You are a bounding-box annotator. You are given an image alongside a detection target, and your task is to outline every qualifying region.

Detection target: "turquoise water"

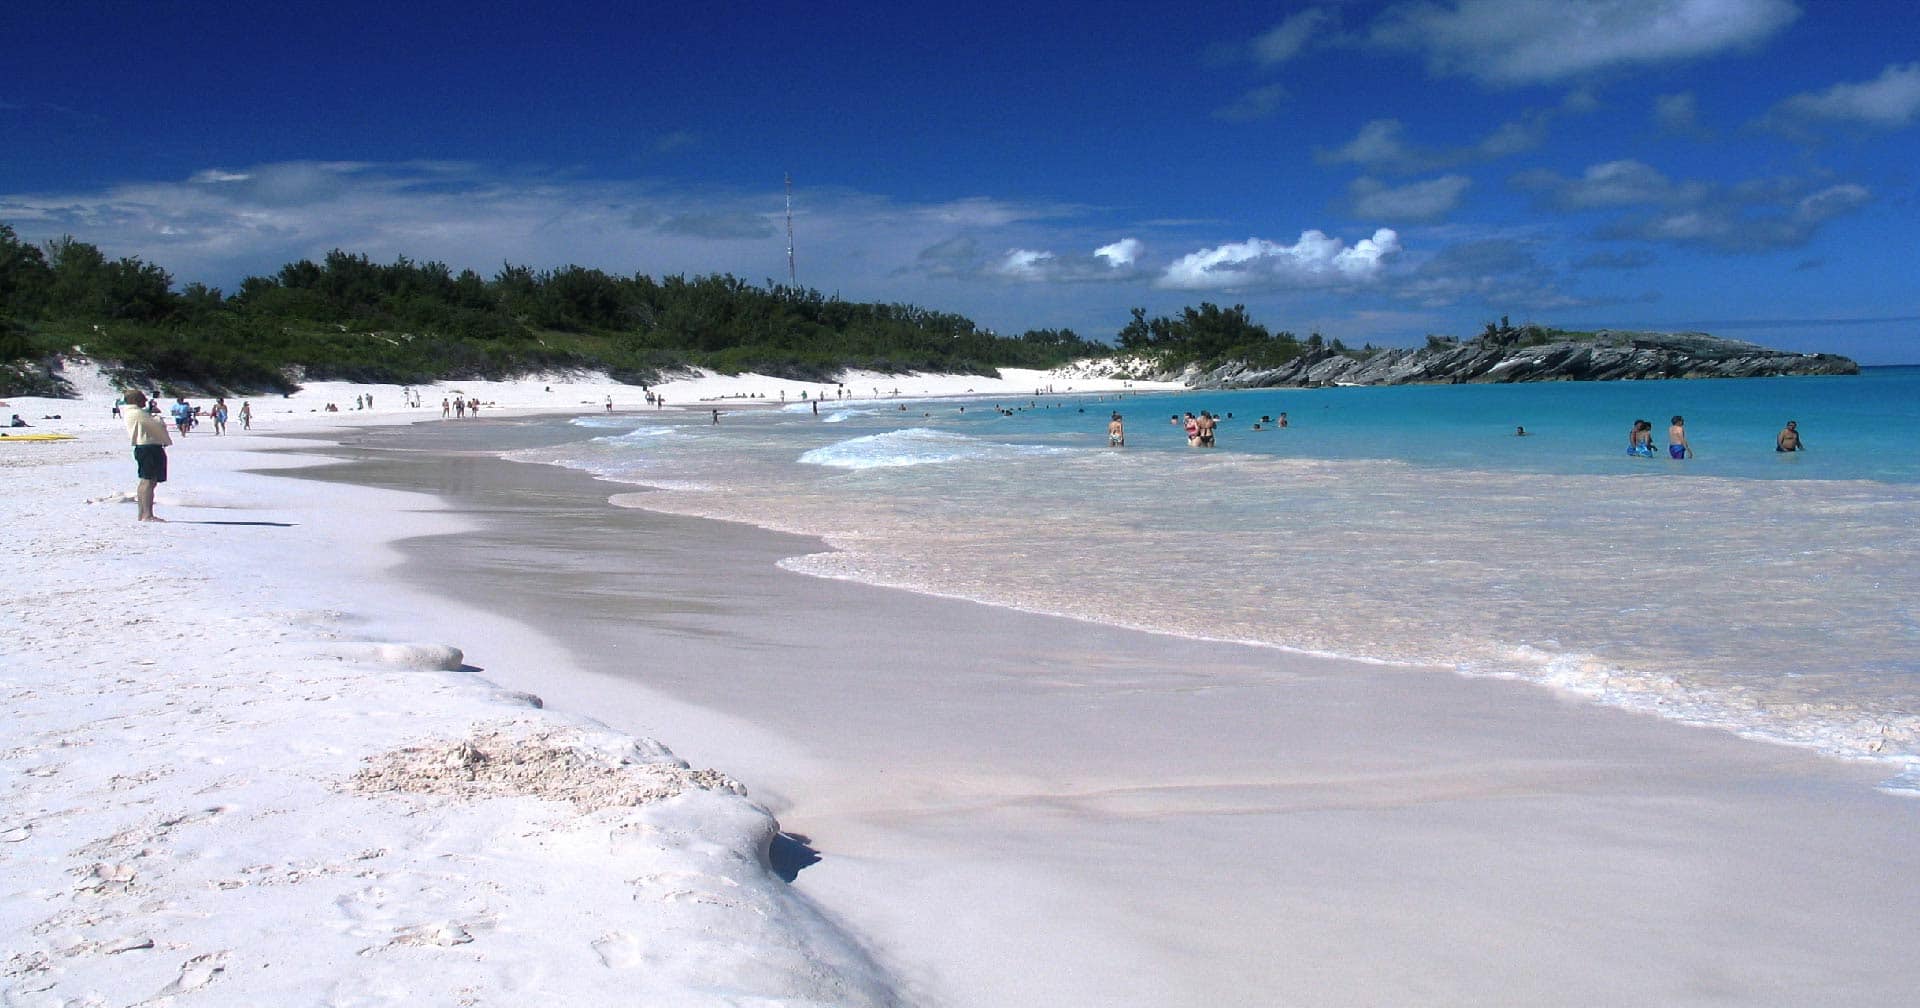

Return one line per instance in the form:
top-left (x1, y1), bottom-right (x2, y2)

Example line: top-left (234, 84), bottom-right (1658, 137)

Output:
top-left (512, 367), bottom-right (1920, 789)
top-left (923, 366), bottom-right (1920, 484)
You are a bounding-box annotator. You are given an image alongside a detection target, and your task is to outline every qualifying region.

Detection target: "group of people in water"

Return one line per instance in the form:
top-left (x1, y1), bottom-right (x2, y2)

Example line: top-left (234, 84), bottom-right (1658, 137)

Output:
top-left (1623, 415), bottom-right (1804, 457)
top-left (1101, 406), bottom-right (1806, 458)
top-left (1104, 409), bottom-right (1289, 448)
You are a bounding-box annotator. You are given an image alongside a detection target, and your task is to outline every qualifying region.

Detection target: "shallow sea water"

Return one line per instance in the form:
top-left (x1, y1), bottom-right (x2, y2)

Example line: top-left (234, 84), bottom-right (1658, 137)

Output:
top-left (513, 368), bottom-right (1920, 786)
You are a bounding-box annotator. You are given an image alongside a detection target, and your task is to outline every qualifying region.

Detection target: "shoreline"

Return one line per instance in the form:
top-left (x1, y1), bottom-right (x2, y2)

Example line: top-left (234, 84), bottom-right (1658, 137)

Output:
top-left (8, 362), bottom-right (1920, 1005)
top-left (292, 414), bottom-right (1920, 1006)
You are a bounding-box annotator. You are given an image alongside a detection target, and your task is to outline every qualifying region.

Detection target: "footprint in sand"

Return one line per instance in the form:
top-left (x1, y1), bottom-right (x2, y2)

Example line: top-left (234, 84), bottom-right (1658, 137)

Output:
top-left (157, 951), bottom-right (228, 995)
top-left (590, 932), bottom-right (651, 969)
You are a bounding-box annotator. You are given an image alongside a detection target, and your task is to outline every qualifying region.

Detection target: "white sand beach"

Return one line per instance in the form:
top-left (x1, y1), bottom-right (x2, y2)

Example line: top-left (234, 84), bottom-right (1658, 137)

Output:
top-left (4, 362), bottom-right (1919, 1006)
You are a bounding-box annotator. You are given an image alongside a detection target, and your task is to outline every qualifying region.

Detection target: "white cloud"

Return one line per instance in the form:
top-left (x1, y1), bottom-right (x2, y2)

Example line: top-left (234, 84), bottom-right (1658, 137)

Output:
top-left (1349, 175), bottom-right (1472, 221)
top-left (1764, 62), bottom-right (1920, 136)
top-left (1160, 229), bottom-right (1402, 290)
top-left (995, 248), bottom-right (1056, 280)
top-left (1369, 0), bottom-right (1800, 86)
top-left (984, 239), bottom-right (1148, 283)
top-left (1252, 8), bottom-right (1336, 66)
top-left (1095, 238), bottom-right (1144, 267)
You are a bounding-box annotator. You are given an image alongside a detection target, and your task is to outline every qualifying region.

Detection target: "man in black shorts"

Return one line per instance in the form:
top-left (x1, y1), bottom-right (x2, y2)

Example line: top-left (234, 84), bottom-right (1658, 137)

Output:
top-left (121, 390), bottom-right (173, 522)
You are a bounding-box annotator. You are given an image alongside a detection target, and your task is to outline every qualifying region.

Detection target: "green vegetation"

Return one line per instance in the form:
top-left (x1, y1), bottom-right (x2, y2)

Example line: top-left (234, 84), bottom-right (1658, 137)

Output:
top-left (1, 222), bottom-right (1632, 398)
top-left (0, 224), bottom-right (1109, 396)
top-left (1115, 303), bottom-right (1310, 370)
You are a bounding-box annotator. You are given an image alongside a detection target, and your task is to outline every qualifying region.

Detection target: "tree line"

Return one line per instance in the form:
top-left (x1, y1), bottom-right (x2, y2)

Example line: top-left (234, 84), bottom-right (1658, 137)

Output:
top-left (0, 224), bottom-right (1111, 395)
top-left (0, 222), bottom-right (1437, 397)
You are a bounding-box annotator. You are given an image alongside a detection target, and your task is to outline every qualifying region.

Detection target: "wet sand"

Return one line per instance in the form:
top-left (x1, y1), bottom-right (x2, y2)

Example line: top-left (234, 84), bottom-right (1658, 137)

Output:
top-left (285, 417), bottom-right (1920, 1007)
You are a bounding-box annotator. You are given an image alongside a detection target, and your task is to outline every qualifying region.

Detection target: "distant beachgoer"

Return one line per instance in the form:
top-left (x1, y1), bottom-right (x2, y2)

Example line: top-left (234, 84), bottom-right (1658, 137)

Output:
top-left (1777, 420), bottom-right (1803, 452)
top-left (121, 390), bottom-right (172, 522)
top-left (711, 409), bottom-right (721, 424)
top-left (812, 400), bottom-right (819, 415)
top-left (1628, 419), bottom-right (1655, 457)
top-left (211, 398), bottom-right (228, 435)
top-left (441, 397), bottom-right (451, 418)
top-left (1108, 412), bottom-right (1125, 446)
top-left (1278, 412), bottom-right (1289, 428)
top-left (606, 395), bottom-right (614, 412)
top-left (1196, 411), bottom-right (1216, 447)
top-left (170, 398), bottom-right (193, 434)
top-left (8, 414), bottom-right (25, 427)
top-left (239, 401), bottom-right (252, 430)
top-left (1183, 412), bottom-right (1200, 446)
top-left (1515, 426), bottom-right (1528, 436)
top-left (469, 398), bottom-right (480, 416)
top-left (454, 398), bottom-right (466, 419)
top-left (1668, 415), bottom-right (1691, 459)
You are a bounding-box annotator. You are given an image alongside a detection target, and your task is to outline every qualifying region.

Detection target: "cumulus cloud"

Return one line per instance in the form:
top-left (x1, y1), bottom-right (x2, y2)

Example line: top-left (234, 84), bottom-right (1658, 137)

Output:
top-left (987, 238), bottom-right (1149, 283)
top-left (1762, 62), bottom-right (1920, 137)
top-left (1369, 0), bottom-right (1799, 86)
top-left (995, 248), bottom-right (1055, 280)
top-left (1159, 228), bottom-right (1401, 290)
top-left (1095, 238), bottom-right (1144, 267)
top-left (1349, 175), bottom-right (1472, 221)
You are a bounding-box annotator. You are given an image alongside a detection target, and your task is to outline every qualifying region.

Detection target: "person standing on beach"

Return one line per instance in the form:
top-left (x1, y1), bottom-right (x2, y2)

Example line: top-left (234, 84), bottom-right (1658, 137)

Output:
top-left (211, 398), bottom-right (228, 435)
top-left (441, 397), bottom-right (451, 418)
top-left (1108, 412), bottom-right (1125, 446)
top-left (121, 390), bottom-right (172, 522)
top-left (1668, 415), bottom-right (1692, 459)
top-left (239, 401), bottom-right (252, 430)
top-left (1777, 420), bottom-right (1804, 452)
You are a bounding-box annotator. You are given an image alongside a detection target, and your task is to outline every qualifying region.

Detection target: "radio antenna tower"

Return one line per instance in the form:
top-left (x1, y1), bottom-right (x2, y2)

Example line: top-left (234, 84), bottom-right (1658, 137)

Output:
top-left (784, 173), bottom-right (796, 286)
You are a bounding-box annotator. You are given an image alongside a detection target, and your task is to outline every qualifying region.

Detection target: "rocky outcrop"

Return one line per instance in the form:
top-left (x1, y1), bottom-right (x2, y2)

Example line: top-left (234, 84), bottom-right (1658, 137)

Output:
top-left (1175, 331), bottom-right (1857, 389)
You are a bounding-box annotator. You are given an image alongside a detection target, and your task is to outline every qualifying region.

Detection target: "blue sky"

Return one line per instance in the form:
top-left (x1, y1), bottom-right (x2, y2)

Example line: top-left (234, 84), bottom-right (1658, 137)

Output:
top-left (4, 0), bottom-right (1916, 362)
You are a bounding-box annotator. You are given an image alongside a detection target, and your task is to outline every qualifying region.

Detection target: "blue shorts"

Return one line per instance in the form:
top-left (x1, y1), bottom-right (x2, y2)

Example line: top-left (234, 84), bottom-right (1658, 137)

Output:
top-left (1669, 444), bottom-right (1687, 459)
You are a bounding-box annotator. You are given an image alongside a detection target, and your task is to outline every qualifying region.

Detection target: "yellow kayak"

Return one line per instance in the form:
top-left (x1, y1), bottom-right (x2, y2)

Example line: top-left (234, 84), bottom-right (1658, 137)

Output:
top-left (0, 431), bottom-right (77, 441)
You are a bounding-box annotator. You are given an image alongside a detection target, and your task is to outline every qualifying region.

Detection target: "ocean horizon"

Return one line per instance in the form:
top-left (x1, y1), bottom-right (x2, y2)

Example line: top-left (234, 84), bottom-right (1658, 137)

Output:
top-left (510, 367), bottom-right (1920, 790)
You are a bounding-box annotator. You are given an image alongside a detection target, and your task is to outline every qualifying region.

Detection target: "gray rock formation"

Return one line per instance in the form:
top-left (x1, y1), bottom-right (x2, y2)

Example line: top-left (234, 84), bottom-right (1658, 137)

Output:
top-left (1176, 331), bottom-right (1857, 389)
